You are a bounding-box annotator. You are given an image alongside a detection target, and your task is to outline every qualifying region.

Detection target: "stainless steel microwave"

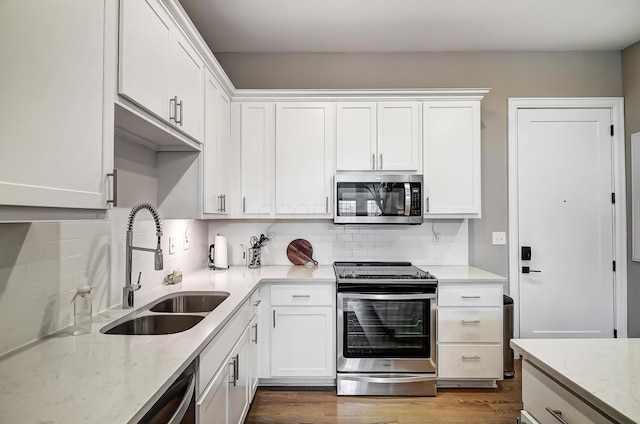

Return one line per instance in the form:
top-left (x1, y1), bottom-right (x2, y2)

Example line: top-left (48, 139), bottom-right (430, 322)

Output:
top-left (334, 174), bottom-right (423, 224)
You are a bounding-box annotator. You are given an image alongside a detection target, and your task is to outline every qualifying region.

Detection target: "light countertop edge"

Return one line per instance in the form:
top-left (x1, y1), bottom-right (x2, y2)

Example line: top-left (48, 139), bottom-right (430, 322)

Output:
top-left (511, 338), bottom-right (639, 424)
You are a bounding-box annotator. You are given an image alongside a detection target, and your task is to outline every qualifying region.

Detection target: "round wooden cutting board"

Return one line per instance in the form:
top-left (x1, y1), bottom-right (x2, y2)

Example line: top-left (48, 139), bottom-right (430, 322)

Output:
top-left (286, 239), bottom-right (318, 266)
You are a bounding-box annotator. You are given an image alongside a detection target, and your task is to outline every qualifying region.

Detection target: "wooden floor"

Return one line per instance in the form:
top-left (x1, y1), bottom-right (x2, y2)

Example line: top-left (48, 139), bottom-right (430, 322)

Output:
top-left (245, 360), bottom-right (522, 424)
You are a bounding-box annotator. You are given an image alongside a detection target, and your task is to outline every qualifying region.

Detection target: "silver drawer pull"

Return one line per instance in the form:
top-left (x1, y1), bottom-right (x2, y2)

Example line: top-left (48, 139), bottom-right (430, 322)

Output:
top-left (292, 295), bottom-right (311, 298)
top-left (545, 407), bottom-right (569, 424)
top-left (253, 299), bottom-right (262, 307)
top-left (461, 320), bottom-right (481, 324)
top-left (461, 355), bottom-right (481, 360)
top-left (461, 295), bottom-right (481, 299)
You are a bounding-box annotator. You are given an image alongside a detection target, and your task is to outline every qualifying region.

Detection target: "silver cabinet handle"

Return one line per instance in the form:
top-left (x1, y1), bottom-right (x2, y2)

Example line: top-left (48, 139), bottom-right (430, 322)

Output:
top-left (235, 354), bottom-right (239, 384)
top-left (252, 323), bottom-right (258, 344)
top-left (426, 196), bottom-right (430, 213)
top-left (229, 357), bottom-right (236, 386)
top-left (222, 194), bottom-right (226, 212)
top-left (461, 295), bottom-right (481, 299)
top-left (169, 96), bottom-right (177, 122)
top-left (461, 320), bottom-right (481, 324)
top-left (545, 407), bottom-right (569, 424)
top-left (326, 197), bottom-right (329, 213)
top-left (107, 169), bottom-right (118, 207)
top-left (176, 100), bottom-right (184, 126)
top-left (292, 294), bottom-right (311, 298)
top-left (217, 195), bottom-right (223, 212)
top-left (243, 196), bottom-right (246, 213)
top-left (372, 153), bottom-right (375, 169)
top-left (273, 310), bottom-right (276, 328)
top-left (461, 355), bottom-right (481, 360)
top-left (379, 153), bottom-right (383, 169)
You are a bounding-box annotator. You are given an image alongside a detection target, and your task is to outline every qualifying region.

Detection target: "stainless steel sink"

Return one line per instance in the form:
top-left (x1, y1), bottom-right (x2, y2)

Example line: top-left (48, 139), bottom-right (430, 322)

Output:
top-left (101, 314), bottom-right (205, 335)
top-left (149, 292), bottom-right (230, 313)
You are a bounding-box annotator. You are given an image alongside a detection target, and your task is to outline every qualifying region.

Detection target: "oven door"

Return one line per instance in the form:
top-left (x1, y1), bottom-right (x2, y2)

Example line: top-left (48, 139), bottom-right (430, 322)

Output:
top-left (337, 291), bottom-right (436, 373)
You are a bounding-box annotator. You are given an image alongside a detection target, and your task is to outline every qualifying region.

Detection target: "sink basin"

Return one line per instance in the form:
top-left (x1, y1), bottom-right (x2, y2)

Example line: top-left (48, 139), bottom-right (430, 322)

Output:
top-left (101, 314), bottom-right (204, 335)
top-left (149, 292), bottom-right (230, 313)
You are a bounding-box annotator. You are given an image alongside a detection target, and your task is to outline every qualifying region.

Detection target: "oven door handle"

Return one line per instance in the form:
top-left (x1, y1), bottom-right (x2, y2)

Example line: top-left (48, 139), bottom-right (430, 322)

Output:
top-left (341, 375), bottom-right (435, 384)
top-left (340, 293), bottom-right (436, 301)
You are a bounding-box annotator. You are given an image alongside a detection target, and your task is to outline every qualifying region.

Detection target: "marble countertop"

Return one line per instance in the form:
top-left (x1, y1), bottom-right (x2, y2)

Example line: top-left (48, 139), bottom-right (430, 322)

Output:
top-left (511, 338), bottom-right (640, 423)
top-left (0, 264), bottom-right (503, 424)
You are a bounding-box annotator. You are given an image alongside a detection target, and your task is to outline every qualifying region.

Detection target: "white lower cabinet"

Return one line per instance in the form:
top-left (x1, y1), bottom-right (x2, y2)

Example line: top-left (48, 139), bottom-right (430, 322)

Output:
top-left (522, 360), bottom-right (611, 424)
top-left (271, 306), bottom-right (334, 377)
top-left (228, 328), bottom-right (250, 424)
top-left (437, 283), bottom-right (503, 383)
top-left (259, 283), bottom-right (335, 382)
top-left (197, 294), bottom-right (258, 424)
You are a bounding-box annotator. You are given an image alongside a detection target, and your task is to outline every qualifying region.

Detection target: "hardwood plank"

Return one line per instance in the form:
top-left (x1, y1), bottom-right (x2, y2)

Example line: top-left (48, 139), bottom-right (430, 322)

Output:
top-left (245, 359), bottom-right (523, 423)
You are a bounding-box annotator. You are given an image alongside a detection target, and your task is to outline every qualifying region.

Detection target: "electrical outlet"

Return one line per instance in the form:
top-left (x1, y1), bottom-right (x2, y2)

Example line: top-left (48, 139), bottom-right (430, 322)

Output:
top-left (183, 235), bottom-right (189, 250)
top-left (492, 232), bottom-right (506, 245)
top-left (169, 236), bottom-right (176, 255)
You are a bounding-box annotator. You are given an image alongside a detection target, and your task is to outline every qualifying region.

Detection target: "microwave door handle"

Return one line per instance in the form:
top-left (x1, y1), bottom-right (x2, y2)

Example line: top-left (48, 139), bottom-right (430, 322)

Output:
top-left (404, 183), bottom-right (411, 216)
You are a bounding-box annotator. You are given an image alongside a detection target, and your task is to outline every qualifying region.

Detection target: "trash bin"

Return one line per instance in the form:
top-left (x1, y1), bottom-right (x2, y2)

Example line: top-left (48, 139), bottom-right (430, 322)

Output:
top-left (503, 295), bottom-right (515, 379)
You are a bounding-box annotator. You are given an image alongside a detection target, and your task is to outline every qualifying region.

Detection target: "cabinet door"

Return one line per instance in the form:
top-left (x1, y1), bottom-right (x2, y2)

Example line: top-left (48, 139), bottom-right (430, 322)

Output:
top-left (0, 0), bottom-right (112, 210)
top-left (423, 101), bottom-right (481, 217)
top-left (172, 31), bottom-right (204, 141)
top-left (197, 360), bottom-right (229, 424)
top-left (228, 328), bottom-right (250, 424)
top-left (240, 103), bottom-right (274, 215)
top-left (203, 71), bottom-right (230, 215)
top-left (336, 102), bottom-right (377, 171)
top-left (248, 315), bottom-right (260, 399)
top-left (119, 0), bottom-right (171, 121)
top-left (377, 102), bottom-right (421, 171)
top-left (271, 306), bottom-right (334, 377)
top-left (275, 103), bottom-right (334, 216)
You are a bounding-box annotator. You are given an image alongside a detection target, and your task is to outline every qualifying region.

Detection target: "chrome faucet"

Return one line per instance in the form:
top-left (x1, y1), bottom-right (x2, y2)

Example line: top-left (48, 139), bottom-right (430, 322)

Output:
top-left (124, 203), bottom-right (164, 309)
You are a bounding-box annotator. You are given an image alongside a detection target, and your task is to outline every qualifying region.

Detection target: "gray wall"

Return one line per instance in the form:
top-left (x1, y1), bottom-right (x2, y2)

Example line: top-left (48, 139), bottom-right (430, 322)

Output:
top-left (216, 51), bottom-right (623, 277)
top-left (623, 42), bottom-right (640, 336)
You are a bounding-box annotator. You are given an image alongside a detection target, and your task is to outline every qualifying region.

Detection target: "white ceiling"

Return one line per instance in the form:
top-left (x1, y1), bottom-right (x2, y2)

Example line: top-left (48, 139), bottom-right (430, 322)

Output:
top-left (178, 0), bottom-right (640, 53)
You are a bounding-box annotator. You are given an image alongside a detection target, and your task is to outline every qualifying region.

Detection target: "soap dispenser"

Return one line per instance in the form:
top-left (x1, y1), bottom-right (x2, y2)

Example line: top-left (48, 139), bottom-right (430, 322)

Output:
top-left (72, 286), bottom-right (93, 335)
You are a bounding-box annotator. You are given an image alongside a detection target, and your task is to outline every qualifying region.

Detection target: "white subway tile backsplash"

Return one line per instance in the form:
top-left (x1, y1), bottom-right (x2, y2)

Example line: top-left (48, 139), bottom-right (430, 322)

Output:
top-left (0, 217), bottom-right (208, 356)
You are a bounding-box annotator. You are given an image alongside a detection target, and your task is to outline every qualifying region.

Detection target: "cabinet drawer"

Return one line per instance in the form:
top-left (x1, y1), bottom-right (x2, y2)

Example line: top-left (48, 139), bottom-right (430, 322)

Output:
top-left (437, 344), bottom-right (502, 379)
top-left (438, 285), bottom-right (502, 307)
top-left (438, 308), bottom-right (502, 343)
top-left (522, 361), bottom-right (612, 424)
top-left (270, 284), bottom-right (334, 306)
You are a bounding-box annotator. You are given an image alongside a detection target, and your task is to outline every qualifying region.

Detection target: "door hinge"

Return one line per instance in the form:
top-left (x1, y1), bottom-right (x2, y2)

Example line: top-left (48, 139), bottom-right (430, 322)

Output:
top-left (614, 329), bottom-right (618, 338)
top-left (612, 193), bottom-right (616, 204)
top-left (613, 260), bottom-right (616, 272)
top-left (611, 125), bottom-right (614, 136)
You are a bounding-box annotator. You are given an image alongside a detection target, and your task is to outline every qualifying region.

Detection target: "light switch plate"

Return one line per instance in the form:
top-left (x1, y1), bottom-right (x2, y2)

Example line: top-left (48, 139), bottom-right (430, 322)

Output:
top-left (492, 231), bottom-right (506, 245)
top-left (169, 236), bottom-right (176, 255)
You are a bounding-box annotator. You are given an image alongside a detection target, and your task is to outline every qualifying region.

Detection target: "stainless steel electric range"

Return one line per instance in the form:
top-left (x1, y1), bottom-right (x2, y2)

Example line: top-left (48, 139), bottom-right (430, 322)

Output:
top-left (334, 261), bottom-right (438, 396)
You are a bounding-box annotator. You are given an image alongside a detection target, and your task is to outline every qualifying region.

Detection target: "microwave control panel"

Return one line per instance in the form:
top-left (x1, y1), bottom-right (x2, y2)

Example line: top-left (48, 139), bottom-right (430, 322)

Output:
top-left (410, 185), bottom-right (422, 216)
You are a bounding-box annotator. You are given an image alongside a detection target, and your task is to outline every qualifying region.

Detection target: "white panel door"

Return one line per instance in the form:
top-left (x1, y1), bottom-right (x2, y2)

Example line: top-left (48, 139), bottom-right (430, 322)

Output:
top-left (228, 328), bottom-right (250, 424)
top-left (0, 0), bottom-right (111, 209)
top-left (275, 103), bottom-right (333, 215)
top-left (517, 108), bottom-right (615, 338)
top-left (423, 101), bottom-right (481, 216)
top-left (197, 361), bottom-right (229, 424)
top-left (203, 70), bottom-right (229, 215)
top-left (271, 307), bottom-right (334, 377)
top-left (336, 102), bottom-right (377, 171)
top-left (119, 0), bottom-right (171, 121)
top-left (240, 103), bottom-right (274, 215)
top-left (172, 31), bottom-right (204, 141)
top-left (377, 102), bottom-right (420, 171)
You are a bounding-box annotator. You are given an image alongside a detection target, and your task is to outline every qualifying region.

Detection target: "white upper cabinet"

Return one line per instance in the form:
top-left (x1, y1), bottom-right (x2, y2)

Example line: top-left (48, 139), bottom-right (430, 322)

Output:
top-left (240, 103), bottom-right (275, 216)
top-left (336, 101), bottom-right (420, 171)
top-left (119, 0), bottom-right (204, 142)
top-left (0, 0), bottom-right (114, 215)
top-left (423, 100), bottom-right (482, 217)
top-left (275, 103), bottom-right (334, 216)
top-left (203, 69), bottom-right (230, 215)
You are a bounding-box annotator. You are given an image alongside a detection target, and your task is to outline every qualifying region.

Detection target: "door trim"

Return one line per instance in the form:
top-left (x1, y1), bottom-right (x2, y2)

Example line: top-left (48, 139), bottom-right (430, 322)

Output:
top-left (507, 98), bottom-right (627, 338)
